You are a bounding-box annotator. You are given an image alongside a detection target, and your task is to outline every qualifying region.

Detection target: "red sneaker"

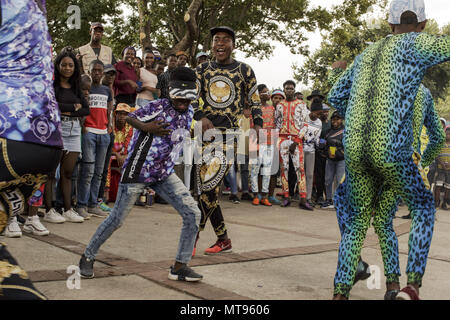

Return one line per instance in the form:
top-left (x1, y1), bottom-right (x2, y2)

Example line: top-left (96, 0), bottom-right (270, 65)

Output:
top-left (204, 238), bottom-right (232, 255)
top-left (260, 198), bottom-right (272, 206)
top-left (396, 285), bottom-right (420, 300)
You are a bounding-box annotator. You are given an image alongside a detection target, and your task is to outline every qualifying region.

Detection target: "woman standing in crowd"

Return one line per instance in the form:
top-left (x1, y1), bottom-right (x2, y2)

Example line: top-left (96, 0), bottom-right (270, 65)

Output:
top-left (114, 46), bottom-right (139, 108)
top-left (44, 48), bottom-right (90, 224)
top-left (136, 50), bottom-right (160, 109)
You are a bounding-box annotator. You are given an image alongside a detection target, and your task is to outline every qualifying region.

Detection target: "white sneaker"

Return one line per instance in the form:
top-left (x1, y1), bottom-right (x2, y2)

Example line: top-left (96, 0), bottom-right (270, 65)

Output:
top-left (23, 216), bottom-right (49, 236)
top-left (63, 209), bottom-right (84, 223)
top-left (44, 208), bottom-right (66, 224)
top-left (1, 216), bottom-right (22, 238)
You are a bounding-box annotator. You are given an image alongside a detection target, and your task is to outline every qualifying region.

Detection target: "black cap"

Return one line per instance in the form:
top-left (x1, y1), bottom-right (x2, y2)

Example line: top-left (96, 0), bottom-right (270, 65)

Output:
top-left (90, 22), bottom-right (104, 30)
top-left (210, 26), bottom-right (236, 42)
top-left (307, 90), bottom-right (325, 101)
top-left (331, 110), bottom-right (344, 119)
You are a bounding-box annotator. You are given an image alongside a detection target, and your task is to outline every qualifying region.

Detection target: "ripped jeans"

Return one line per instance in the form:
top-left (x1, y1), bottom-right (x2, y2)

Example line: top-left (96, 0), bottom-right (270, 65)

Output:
top-left (84, 173), bottom-right (201, 264)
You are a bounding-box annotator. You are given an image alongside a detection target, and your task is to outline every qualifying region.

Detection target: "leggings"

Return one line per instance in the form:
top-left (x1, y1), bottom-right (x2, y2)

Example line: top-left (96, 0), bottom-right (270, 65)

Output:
top-left (0, 138), bottom-right (62, 300)
top-left (333, 156), bottom-right (435, 298)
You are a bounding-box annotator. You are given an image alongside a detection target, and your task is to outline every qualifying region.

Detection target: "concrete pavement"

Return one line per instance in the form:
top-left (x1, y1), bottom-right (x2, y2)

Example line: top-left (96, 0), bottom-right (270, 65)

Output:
top-left (2, 194), bottom-right (450, 300)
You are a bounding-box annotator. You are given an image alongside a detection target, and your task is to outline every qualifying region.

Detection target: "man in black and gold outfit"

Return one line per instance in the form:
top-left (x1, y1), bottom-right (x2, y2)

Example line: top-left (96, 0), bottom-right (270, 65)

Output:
top-left (192, 26), bottom-right (263, 255)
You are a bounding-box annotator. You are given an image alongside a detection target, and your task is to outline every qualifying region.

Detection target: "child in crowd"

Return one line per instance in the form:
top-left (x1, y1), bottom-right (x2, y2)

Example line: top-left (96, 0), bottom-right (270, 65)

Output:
top-left (250, 84), bottom-right (277, 206)
top-left (79, 67), bottom-right (203, 282)
top-left (321, 111), bottom-right (345, 209)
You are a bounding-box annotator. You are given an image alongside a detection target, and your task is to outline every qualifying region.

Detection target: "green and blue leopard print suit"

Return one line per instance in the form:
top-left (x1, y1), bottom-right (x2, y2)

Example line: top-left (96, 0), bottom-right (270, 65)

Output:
top-left (327, 32), bottom-right (450, 298)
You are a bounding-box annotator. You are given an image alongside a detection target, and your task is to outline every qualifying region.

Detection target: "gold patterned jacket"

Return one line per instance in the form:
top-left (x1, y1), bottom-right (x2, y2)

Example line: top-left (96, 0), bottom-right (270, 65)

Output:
top-left (192, 60), bottom-right (263, 131)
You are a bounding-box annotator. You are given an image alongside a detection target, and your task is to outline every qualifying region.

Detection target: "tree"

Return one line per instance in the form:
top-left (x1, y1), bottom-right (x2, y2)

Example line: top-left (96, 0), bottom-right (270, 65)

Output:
top-left (294, 17), bottom-right (450, 107)
top-left (46, 0), bottom-right (379, 66)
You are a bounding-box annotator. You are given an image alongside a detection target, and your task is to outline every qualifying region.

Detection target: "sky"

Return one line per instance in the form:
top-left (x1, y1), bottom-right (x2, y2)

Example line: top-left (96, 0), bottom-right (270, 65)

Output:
top-left (234, 0), bottom-right (450, 91)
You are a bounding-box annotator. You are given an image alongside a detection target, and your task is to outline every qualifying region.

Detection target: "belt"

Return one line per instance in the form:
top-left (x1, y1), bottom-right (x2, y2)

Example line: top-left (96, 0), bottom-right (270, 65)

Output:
top-left (61, 116), bottom-right (79, 122)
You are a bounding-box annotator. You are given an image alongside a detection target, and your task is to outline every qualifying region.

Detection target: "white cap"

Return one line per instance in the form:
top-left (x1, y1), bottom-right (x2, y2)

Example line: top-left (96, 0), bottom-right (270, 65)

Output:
top-left (388, 0), bottom-right (426, 24)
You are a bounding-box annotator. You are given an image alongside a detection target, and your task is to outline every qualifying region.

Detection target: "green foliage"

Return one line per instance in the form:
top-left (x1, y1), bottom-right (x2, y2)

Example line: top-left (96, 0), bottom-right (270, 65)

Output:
top-left (46, 0), bottom-right (378, 61)
top-left (294, 15), bottom-right (450, 118)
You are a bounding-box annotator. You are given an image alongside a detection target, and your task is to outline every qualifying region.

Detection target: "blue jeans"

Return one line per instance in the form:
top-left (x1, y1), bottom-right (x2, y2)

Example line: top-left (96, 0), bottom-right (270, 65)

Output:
top-left (84, 173), bottom-right (200, 264)
top-left (77, 132), bottom-right (111, 208)
top-left (325, 159), bottom-right (345, 201)
top-left (225, 164), bottom-right (238, 194)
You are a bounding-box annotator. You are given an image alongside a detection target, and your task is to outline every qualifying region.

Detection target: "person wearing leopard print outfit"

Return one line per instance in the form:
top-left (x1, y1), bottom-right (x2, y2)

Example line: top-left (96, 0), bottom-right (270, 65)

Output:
top-left (328, 0), bottom-right (450, 300)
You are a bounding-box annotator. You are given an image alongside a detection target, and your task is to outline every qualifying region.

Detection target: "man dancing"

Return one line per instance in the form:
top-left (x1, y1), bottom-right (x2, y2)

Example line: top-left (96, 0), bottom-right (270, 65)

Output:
top-left (328, 0), bottom-right (450, 300)
top-left (193, 26), bottom-right (263, 255)
top-left (0, 0), bottom-right (63, 299)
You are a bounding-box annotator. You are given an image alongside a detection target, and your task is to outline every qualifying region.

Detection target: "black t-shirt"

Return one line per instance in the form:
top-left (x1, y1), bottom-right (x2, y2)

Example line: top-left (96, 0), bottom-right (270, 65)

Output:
top-left (55, 87), bottom-right (90, 118)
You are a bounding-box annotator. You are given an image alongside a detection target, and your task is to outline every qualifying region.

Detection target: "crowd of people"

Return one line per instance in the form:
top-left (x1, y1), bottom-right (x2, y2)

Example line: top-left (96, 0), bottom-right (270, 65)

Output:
top-left (0, 0), bottom-right (449, 300)
top-left (2, 20), bottom-right (449, 242)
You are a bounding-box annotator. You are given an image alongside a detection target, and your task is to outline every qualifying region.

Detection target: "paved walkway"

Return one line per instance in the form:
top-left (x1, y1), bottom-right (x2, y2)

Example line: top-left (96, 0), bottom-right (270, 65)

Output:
top-left (2, 195), bottom-right (450, 300)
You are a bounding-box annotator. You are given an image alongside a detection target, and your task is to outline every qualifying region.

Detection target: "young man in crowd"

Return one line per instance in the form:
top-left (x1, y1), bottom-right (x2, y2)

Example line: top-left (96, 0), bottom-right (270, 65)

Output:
top-left (114, 47), bottom-right (139, 107)
top-left (176, 51), bottom-right (189, 68)
top-left (158, 54), bottom-right (178, 100)
top-left (79, 67), bottom-right (203, 282)
top-left (328, 0), bottom-right (450, 300)
top-left (78, 22), bottom-right (116, 75)
top-left (76, 60), bottom-right (113, 220)
top-left (196, 52), bottom-right (209, 66)
top-left (303, 99), bottom-right (323, 207)
top-left (192, 26), bottom-right (263, 255)
top-left (275, 80), bottom-right (313, 210)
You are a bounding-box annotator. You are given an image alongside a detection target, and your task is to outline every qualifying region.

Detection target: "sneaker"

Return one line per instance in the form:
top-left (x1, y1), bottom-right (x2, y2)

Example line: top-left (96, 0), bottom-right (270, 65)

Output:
top-left (396, 285), bottom-right (420, 300)
top-left (63, 209), bottom-right (84, 223)
top-left (252, 197), bottom-right (260, 205)
top-left (299, 201), bottom-right (314, 211)
top-left (99, 201), bottom-right (112, 212)
top-left (88, 206), bottom-right (108, 218)
top-left (76, 207), bottom-right (91, 220)
top-left (16, 215), bottom-right (26, 225)
top-left (79, 254), bottom-right (94, 279)
top-left (23, 216), bottom-right (49, 236)
top-left (281, 197), bottom-right (291, 207)
top-left (354, 259), bottom-right (371, 284)
top-left (384, 289), bottom-right (400, 300)
top-left (43, 208), bottom-right (66, 224)
top-left (229, 194), bottom-right (240, 204)
top-left (268, 196), bottom-right (281, 205)
top-left (240, 192), bottom-right (252, 201)
top-left (168, 265), bottom-right (203, 282)
top-left (260, 198), bottom-right (272, 206)
top-left (204, 238), bottom-right (232, 255)
top-left (1, 216), bottom-right (22, 238)
top-left (321, 201), bottom-right (335, 210)
top-left (222, 187), bottom-right (231, 195)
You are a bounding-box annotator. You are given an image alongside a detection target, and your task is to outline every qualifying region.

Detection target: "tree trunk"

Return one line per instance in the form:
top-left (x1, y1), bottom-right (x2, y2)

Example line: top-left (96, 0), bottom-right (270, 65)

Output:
top-left (168, 0), bottom-right (203, 58)
top-left (137, 0), bottom-right (153, 52)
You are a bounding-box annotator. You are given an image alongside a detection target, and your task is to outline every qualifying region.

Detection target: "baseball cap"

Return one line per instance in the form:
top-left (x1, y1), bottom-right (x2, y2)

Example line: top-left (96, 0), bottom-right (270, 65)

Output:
top-left (176, 51), bottom-right (189, 58)
top-left (90, 22), bottom-right (104, 30)
top-left (331, 110), bottom-right (344, 119)
top-left (210, 26), bottom-right (236, 42)
top-left (271, 89), bottom-right (286, 99)
top-left (322, 103), bottom-right (331, 111)
top-left (196, 51), bottom-right (208, 59)
top-left (169, 67), bottom-right (198, 100)
top-left (115, 103), bottom-right (131, 113)
top-left (388, 0), bottom-right (426, 24)
top-left (104, 64), bottom-right (116, 73)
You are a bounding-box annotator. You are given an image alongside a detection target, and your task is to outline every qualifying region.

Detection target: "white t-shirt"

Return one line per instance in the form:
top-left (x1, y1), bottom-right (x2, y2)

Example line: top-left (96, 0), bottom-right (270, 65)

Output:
top-left (137, 67), bottom-right (158, 101)
top-left (303, 115), bottom-right (322, 153)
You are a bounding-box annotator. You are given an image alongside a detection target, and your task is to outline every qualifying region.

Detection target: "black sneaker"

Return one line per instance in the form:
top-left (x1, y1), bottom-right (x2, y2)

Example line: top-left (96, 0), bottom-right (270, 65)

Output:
top-left (229, 194), bottom-right (240, 204)
top-left (168, 265), bottom-right (203, 282)
top-left (240, 192), bottom-right (252, 201)
top-left (353, 259), bottom-right (371, 284)
top-left (79, 254), bottom-right (95, 279)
